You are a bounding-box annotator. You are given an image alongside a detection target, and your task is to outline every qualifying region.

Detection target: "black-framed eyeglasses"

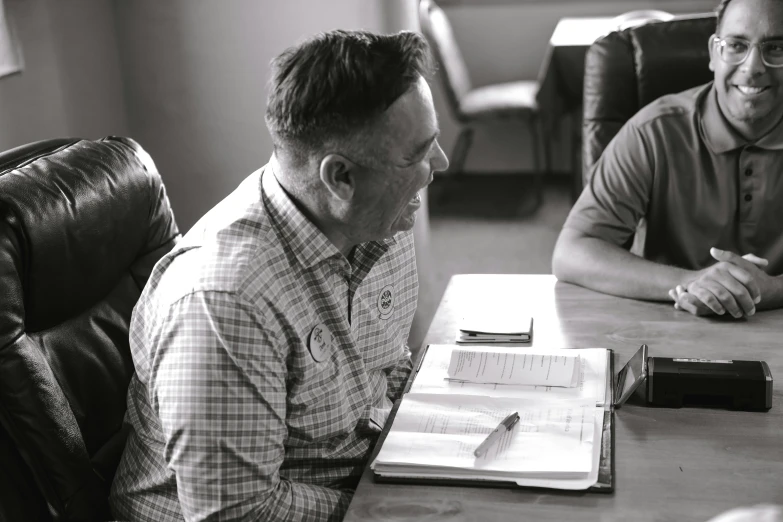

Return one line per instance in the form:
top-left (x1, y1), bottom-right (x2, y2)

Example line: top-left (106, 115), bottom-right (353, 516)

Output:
top-left (712, 35), bottom-right (783, 68)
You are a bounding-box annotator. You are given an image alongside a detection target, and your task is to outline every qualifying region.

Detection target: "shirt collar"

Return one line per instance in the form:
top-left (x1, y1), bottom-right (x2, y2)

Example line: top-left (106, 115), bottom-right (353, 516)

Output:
top-left (261, 159), bottom-right (396, 269)
top-left (262, 161), bottom-right (342, 268)
top-left (756, 112), bottom-right (783, 151)
top-left (700, 82), bottom-right (783, 153)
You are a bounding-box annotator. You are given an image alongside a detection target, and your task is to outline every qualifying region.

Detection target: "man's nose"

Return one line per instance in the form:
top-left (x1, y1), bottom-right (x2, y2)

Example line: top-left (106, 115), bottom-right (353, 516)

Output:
top-left (741, 45), bottom-right (767, 74)
top-left (431, 141), bottom-right (449, 173)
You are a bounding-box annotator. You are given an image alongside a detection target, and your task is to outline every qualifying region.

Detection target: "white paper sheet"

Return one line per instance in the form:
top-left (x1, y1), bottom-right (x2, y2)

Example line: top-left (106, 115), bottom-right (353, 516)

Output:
top-left (372, 394), bottom-right (596, 477)
top-left (512, 407), bottom-right (604, 489)
top-left (459, 314), bottom-right (532, 335)
top-left (447, 349), bottom-right (580, 387)
top-left (374, 406), bottom-right (605, 490)
top-left (412, 345), bottom-right (609, 406)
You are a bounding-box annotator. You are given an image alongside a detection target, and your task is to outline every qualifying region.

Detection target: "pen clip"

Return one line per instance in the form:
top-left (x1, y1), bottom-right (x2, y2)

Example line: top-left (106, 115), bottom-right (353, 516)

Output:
top-left (503, 412), bottom-right (520, 430)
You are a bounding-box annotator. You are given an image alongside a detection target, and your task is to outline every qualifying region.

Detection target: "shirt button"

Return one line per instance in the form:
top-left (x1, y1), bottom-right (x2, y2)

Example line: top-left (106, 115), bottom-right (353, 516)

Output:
top-left (745, 168), bottom-right (753, 176)
top-left (744, 194), bottom-right (753, 202)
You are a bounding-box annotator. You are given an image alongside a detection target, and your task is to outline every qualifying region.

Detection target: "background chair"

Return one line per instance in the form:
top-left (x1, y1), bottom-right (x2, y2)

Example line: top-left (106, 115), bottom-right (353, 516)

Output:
top-left (419, 0), bottom-right (548, 210)
top-left (581, 15), bottom-right (716, 254)
top-left (0, 137), bottom-right (180, 521)
top-left (611, 9), bottom-right (674, 31)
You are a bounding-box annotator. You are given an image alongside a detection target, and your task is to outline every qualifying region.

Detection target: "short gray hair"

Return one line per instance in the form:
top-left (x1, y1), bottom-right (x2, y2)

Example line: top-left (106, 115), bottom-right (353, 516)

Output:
top-left (265, 29), bottom-right (433, 166)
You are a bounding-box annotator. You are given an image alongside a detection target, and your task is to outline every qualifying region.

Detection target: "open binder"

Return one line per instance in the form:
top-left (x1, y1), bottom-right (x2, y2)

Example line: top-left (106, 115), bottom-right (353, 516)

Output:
top-left (371, 345), bottom-right (615, 493)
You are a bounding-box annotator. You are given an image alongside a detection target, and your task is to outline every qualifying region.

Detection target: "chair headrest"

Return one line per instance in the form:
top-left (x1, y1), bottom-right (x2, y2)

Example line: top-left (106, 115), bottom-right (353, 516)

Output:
top-left (585, 15), bottom-right (716, 121)
top-left (582, 15), bottom-right (717, 182)
top-left (612, 10), bottom-right (674, 31)
top-left (0, 136), bottom-right (177, 335)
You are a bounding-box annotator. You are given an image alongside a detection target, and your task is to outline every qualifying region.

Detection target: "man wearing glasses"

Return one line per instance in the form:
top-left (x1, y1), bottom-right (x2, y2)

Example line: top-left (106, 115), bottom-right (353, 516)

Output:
top-left (553, 0), bottom-right (783, 318)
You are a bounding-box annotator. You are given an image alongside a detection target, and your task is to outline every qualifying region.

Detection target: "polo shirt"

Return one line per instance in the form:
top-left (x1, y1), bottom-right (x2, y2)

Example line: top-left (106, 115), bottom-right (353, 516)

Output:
top-left (110, 164), bottom-right (417, 522)
top-left (564, 82), bottom-right (783, 274)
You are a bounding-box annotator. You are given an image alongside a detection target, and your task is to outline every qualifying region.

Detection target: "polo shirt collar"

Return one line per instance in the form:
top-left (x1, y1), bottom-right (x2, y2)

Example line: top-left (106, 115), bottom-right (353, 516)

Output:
top-left (260, 158), bottom-right (396, 269)
top-left (261, 161), bottom-right (341, 268)
top-left (756, 112), bottom-right (783, 151)
top-left (700, 82), bottom-right (783, 153)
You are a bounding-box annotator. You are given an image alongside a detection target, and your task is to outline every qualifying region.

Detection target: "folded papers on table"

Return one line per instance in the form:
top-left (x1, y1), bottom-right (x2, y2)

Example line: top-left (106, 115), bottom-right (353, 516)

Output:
top-left (413, 345), bottom-right (609, 406)
top-left (457, 315), bottom-right (533, 343)
top-left (447, 349), bottom-right (581, 388)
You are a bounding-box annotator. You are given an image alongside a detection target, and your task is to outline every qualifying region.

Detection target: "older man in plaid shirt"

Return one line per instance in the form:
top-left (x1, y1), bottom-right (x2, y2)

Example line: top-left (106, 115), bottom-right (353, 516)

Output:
top-left (110, 30), bottom-right (449, 522)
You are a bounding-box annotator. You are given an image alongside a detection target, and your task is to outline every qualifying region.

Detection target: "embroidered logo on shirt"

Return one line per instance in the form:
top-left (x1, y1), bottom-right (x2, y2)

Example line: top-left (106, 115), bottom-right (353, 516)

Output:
top-left (308, 323), bottom-right (332, 363)
top-left (377, 284), bottom-right (394, 320)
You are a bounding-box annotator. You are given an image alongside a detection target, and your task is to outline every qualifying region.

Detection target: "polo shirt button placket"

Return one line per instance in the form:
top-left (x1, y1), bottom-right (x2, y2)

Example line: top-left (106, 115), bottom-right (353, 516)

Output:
top-left (739, 152), bottom-right (753, 215)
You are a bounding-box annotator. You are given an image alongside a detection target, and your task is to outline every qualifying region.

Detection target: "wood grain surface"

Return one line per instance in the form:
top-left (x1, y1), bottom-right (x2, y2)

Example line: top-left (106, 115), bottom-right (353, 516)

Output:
top-left (344, 275), bottom-right (783, 522)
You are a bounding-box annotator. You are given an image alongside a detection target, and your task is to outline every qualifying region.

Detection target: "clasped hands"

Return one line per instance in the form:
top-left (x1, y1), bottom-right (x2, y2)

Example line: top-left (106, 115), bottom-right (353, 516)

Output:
top-left (668, 247), bottom-right (772, 318)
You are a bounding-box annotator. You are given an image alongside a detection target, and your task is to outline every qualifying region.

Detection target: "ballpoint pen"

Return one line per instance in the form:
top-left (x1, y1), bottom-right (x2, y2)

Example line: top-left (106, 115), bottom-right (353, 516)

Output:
top-left (473, 411), bottom-right (520, 458)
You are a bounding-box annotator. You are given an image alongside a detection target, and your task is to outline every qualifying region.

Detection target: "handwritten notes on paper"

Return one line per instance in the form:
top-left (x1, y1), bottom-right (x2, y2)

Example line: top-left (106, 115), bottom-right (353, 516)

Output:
top-left (447, 349), bottom-right (581, 388)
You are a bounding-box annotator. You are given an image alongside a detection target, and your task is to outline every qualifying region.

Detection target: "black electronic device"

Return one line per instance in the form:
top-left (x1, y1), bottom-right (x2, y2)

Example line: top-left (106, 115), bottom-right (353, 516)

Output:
top-left (647, 357), bottom-right (772, 411)
top-left (615, 345), bottom-right (773, 411)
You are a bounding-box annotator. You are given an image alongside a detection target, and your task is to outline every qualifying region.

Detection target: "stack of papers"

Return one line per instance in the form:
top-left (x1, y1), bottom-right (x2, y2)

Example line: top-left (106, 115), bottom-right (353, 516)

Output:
top-left (457, 315), bottom-right (533, 344)
top-left (447, 349), bottom-right (581, 388)
top-left (372, 394), bottom-right (598, 486)
top-left (412, 345), bottom-right (608, 405)
top-left (371, 345), bottom-right (612, 491)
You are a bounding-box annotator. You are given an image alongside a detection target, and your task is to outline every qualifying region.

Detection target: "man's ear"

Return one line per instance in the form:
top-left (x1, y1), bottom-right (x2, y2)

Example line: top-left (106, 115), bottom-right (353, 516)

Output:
top-left (319, 153), bottom-right (358, 201)
top-left (708, 34), bottom-right (717, 72)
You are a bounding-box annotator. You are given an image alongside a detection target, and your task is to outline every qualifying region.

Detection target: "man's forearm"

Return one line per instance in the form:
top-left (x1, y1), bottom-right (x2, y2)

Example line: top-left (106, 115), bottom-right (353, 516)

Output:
top-left (757, 274), bottom-right (783, 311)
top-left (386, 352), bottom-right (413, 401)
top-left (240, 479), bottom-right (352, 522)
top-left (552, 230), bottom-right (694, 301)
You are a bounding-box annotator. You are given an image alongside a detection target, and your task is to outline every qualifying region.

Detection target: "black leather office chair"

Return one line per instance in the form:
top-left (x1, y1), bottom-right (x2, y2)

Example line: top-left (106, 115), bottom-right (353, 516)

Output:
top-left (581, 15), bottom-right (716, 253)
top-left (611, 9), bottom-right (673, 31)
top-left (0, 137), bottom-right (180, 521)
top-left (583, 14), bottom-right (717, 185)
top-left (419, 0), bottom-right (548, 210)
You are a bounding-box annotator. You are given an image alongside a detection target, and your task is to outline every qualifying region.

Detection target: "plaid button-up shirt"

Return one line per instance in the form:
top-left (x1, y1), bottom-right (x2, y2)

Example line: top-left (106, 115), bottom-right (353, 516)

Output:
top-left (110, 164), bottom-right (416, 522)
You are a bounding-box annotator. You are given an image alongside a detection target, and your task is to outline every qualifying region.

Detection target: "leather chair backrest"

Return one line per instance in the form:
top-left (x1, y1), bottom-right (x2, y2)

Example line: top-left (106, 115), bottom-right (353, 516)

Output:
top-left (611, 10), bottom-right (673, 31)
top-left (582, 15), bottom-right (717, 185)
top-left (419, 0), bottom-right (472, 121)
top-left (0, 137), bottom-right (179, 521)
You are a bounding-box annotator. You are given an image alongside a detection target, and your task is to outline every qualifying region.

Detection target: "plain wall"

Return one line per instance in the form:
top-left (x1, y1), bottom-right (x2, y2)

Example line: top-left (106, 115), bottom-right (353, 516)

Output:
top-left (112, 0), bottom-right (386, 231)
top-left (0, 0), bottom-right (128, 150)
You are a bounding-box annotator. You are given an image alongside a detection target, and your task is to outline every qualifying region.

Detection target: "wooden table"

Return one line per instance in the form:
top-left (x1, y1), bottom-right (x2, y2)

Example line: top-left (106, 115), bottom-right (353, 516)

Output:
top-left (345, 274), bottom-right (783, 522)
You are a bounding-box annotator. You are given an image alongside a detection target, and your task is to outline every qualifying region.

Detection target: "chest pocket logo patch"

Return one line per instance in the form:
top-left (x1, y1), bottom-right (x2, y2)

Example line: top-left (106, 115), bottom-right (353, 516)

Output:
top-left (308, 323), bottom-right (332, 363)
top-left (377, 284), bottom-right (394, 320)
